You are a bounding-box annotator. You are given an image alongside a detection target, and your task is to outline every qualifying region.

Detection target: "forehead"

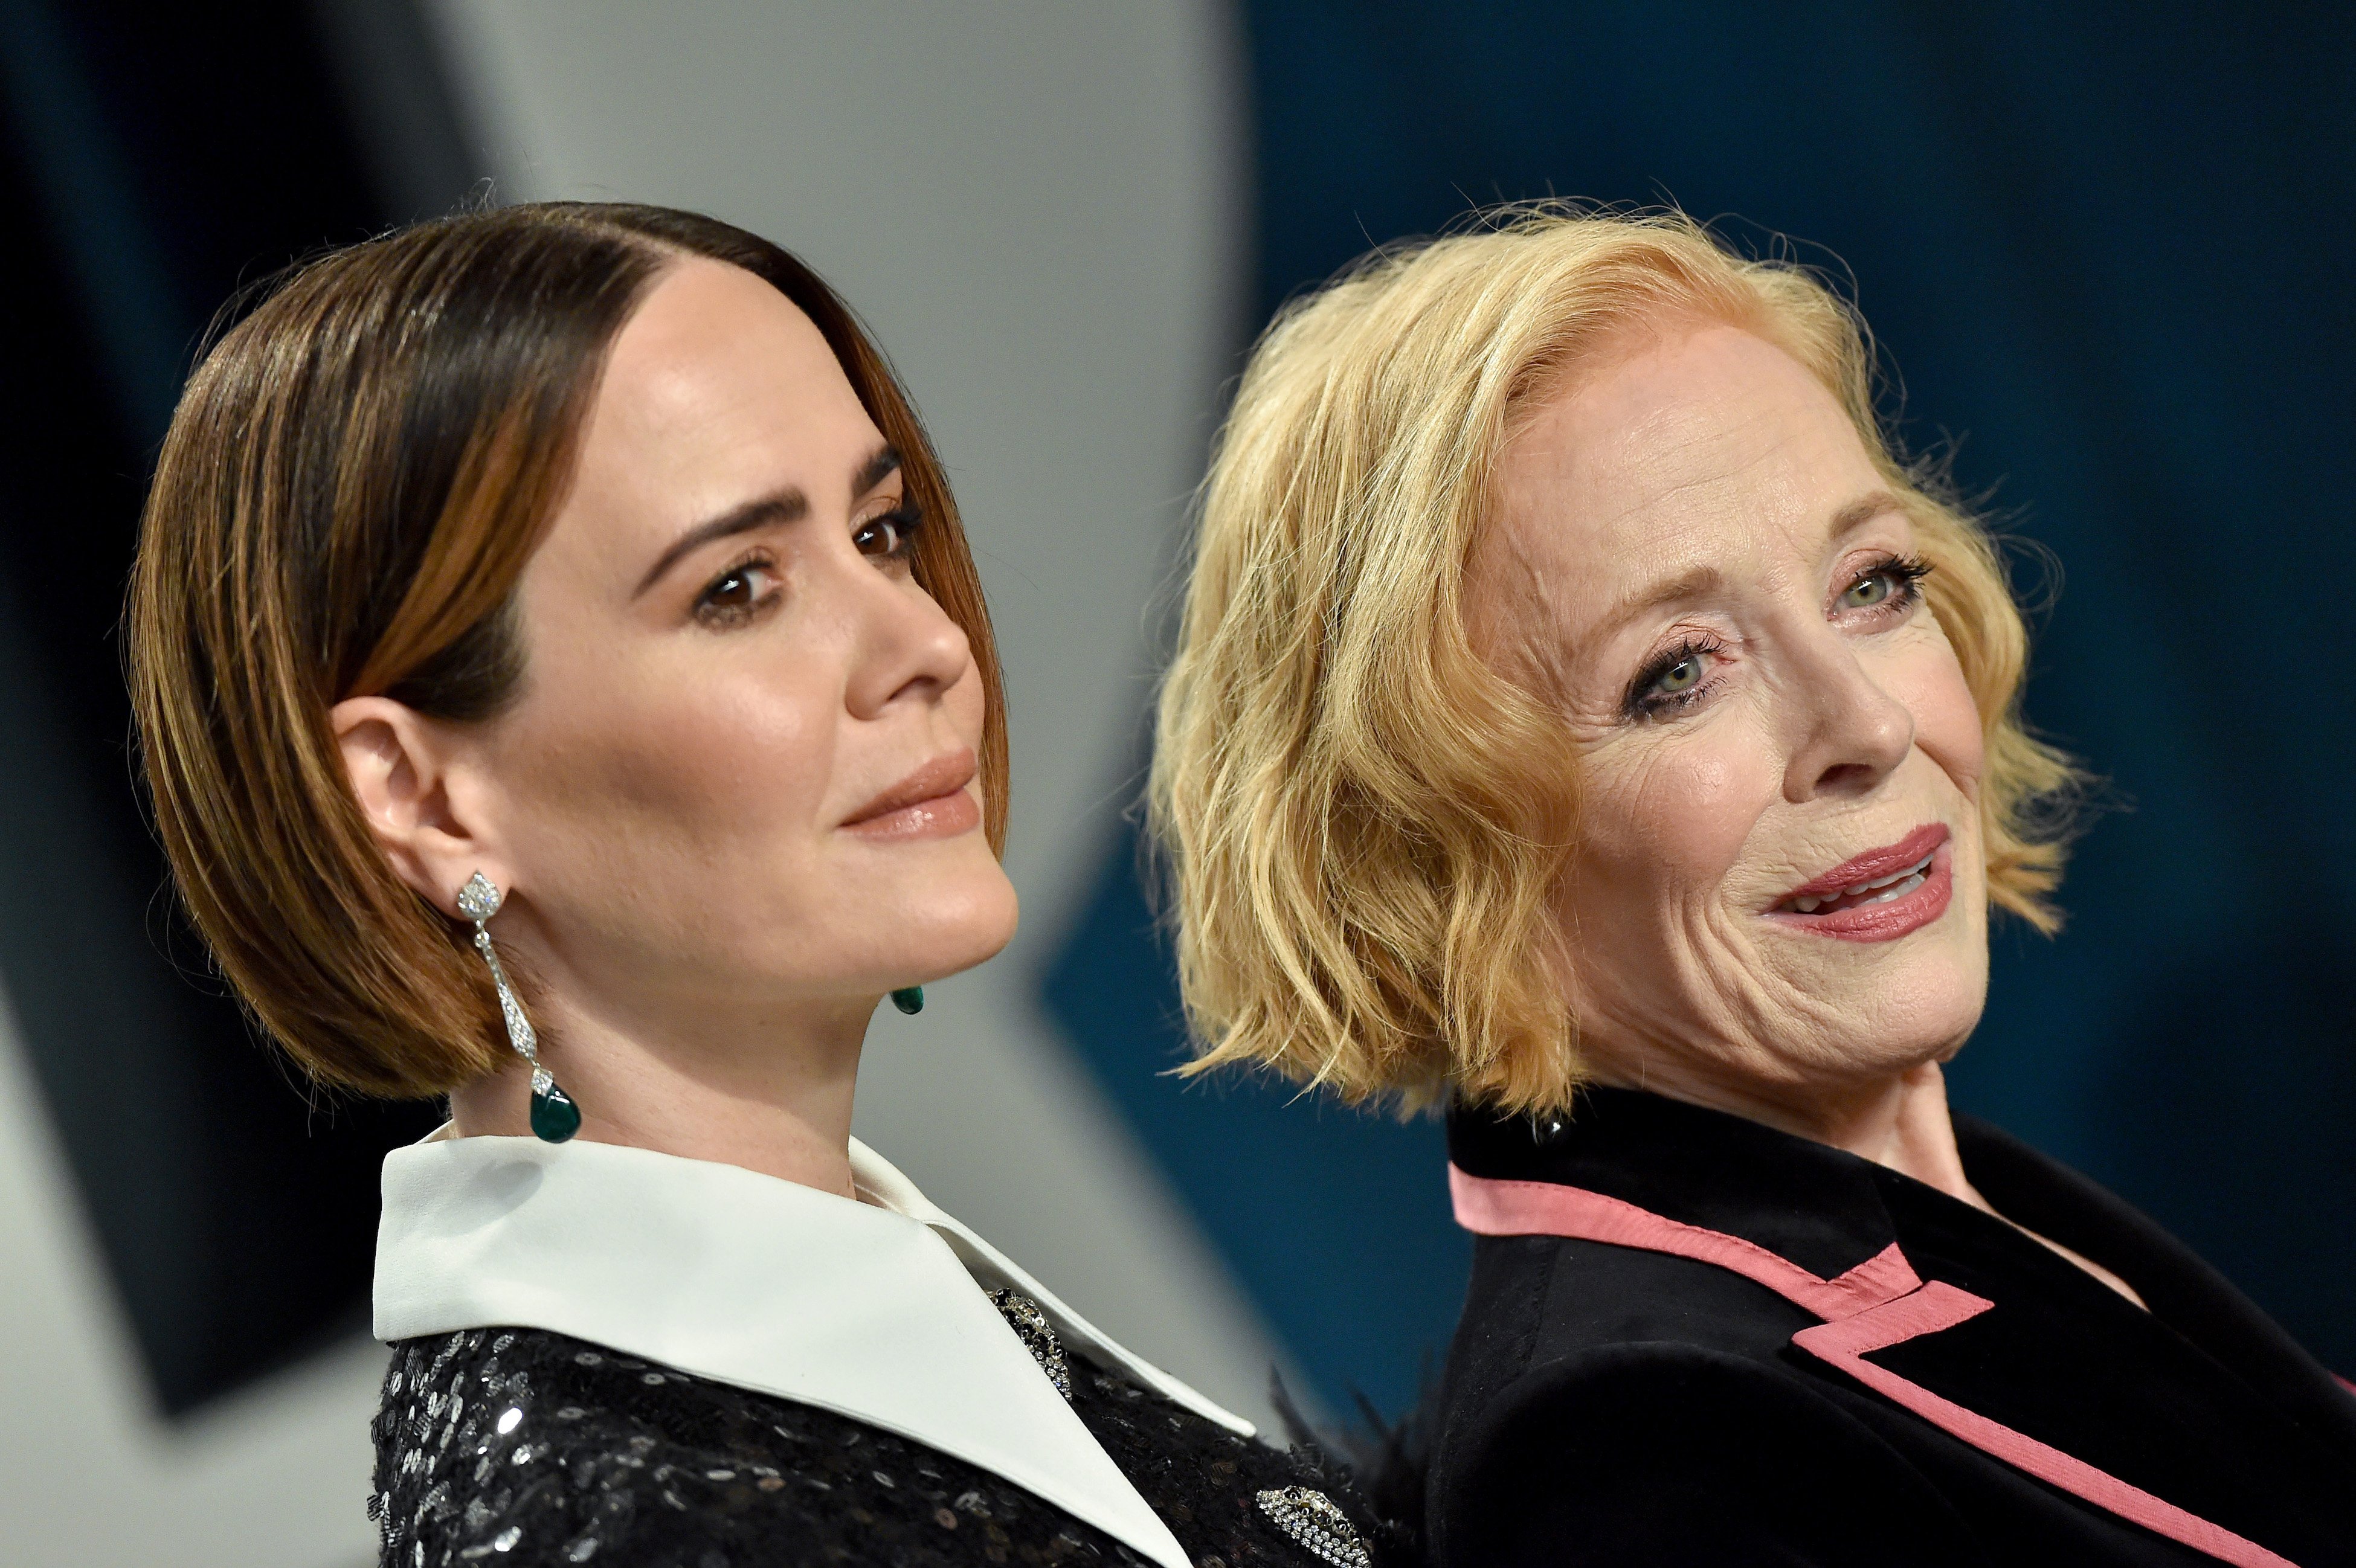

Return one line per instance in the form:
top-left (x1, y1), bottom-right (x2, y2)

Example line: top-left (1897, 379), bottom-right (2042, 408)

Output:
top-left (1492, 323), bottom-right (1883, 584)
top-left (562, 260), bottom-right (884, 540)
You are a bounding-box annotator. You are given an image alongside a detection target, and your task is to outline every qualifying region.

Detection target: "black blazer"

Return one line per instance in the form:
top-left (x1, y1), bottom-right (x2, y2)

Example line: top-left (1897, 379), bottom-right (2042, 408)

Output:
top-left (1427, 1089), bottom-right (2355, 1567)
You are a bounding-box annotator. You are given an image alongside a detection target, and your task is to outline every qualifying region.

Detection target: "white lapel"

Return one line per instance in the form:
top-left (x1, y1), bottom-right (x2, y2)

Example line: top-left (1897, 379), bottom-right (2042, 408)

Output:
top-left (848, 1137), bottom-right (1255, 1438)
top-left (374, 1131), bottom-right (1248, 1568)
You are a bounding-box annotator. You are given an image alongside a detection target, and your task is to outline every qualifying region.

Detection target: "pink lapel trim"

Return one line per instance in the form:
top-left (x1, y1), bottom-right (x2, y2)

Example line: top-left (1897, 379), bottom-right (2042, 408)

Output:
top-left (1450, 1163), bottom-right (2298, 1568)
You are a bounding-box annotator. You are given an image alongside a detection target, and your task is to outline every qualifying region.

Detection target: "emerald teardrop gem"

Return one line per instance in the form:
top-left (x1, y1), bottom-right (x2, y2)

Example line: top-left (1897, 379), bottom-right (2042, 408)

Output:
top-left (890, 985), bottom-right (925, 1015)
top-left (530, 1077), bottom-right (582, 1143)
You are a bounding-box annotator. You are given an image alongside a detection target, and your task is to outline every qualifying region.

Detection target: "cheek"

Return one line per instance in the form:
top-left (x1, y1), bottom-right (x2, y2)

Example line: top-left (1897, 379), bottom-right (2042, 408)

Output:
top-left (499, 643), bottom-right (838, 864)
top-left (1891, 629), bottom-right (1985, 806)
top-left (942, 655), bottom-right (987, 751)
top-left (1573, 713), bottom-right (1781, 917)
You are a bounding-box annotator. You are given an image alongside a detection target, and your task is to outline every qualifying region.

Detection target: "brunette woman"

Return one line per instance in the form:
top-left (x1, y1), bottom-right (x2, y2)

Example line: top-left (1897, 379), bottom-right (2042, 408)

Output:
top-left (129, 202), bottom-right (1381, 1568)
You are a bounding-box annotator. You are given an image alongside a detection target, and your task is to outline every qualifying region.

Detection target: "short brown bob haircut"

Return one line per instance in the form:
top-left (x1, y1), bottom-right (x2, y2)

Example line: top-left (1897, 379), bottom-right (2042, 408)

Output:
top-left (1151, 205), bottom-right (2078, 1117)
top-left (129, 202), bottom-right (1006, 1099)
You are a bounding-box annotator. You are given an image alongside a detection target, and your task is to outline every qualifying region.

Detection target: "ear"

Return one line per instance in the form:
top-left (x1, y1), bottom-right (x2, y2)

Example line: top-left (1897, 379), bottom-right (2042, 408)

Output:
top-left (330, 696), bottom-right (513, 918)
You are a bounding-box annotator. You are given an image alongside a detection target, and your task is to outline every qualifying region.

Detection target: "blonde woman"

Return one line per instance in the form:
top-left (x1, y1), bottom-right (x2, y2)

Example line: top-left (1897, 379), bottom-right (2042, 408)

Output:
top-left (1154, 208), bottom-right (2353, 1566)
top-left (129, 202), bottom-right (1383, 1568)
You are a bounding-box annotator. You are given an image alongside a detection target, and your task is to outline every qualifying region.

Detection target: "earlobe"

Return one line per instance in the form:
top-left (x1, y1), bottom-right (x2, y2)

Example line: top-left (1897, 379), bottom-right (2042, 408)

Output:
top-left (329, 695), bottom-right (503, 913)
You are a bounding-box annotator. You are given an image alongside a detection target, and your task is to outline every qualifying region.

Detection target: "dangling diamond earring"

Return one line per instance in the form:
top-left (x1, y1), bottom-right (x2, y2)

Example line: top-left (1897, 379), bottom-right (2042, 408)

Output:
top-left (457, 872), bottom-right (581, 1143)
top-left (890, 985), bottom-right (925, 1015)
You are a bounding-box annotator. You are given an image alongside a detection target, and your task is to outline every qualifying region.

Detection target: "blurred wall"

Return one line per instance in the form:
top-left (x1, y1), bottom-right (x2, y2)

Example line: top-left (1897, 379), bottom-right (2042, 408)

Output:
top-left (0, 3), bottom-right (1275, 1562)
top-left (423, 0), bottom-right (1286, 1418)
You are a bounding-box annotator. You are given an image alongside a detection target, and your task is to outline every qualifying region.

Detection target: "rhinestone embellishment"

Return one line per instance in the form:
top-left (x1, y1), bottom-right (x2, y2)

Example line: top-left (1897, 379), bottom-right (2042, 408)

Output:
top-left (457, 871), bottom-right (579, 1142)
top-left (986, 1290), bottom-right (1071, 1399)
top-left (457, 872), bottom-right (503, 922)
top-left (1255, 1486), bottom-right (1371, 1568)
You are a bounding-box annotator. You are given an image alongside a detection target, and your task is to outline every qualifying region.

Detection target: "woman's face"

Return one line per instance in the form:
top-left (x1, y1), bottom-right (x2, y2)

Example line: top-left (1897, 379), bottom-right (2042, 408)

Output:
top-left (461, 259), bottom-right (1016, 1033)
top-left (1469, 321), bottom-right (1988, 1104)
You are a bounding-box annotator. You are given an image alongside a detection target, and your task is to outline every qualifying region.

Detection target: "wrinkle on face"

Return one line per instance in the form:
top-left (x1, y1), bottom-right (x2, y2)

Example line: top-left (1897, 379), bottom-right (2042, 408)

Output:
top-left (1470, 321), bottom-right (1989, 1105)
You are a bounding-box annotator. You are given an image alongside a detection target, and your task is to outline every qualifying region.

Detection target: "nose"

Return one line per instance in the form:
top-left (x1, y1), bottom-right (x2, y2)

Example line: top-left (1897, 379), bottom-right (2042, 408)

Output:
top-left (1778, 626), bottom-right (1915, 803)
top-left (842, 557), bottom-right (973, 721)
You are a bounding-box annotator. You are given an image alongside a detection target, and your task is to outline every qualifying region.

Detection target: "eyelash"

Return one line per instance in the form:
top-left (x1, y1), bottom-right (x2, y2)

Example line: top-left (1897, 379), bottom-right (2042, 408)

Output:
top-left (690, 504), bottom-right (928, 629)
top-left (1618, 554), bottom-right (1933, 721)
top-left (1845, 553), bottom-right (1933, 615)
top-left (1623, 633), bottom-right (1730, 721)
top-left (694, 551), bottom-right (781, 628)
top-left (854, 502), bottom-right (925, 564)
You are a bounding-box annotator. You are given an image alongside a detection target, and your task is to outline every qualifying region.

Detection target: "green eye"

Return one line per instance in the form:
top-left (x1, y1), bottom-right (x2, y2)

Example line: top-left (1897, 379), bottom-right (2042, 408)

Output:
top-left (1624, 637), bottom-right (1725, 719)
top-left (1843, 573), bottom-right (1893, 608)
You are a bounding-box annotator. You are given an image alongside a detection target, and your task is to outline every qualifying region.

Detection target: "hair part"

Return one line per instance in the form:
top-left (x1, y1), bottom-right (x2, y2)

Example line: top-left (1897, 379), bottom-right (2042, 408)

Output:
top-left (129, 202), bottom-right (1007, 1098)
top-left (1150, 204), bottom-right (2081, 1117)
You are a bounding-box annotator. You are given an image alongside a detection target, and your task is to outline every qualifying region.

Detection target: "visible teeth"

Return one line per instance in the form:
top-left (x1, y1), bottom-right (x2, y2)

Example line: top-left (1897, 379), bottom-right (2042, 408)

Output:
top-left (1786, 854), bottom-right (1934, 914)
top-left (1841, 853), bottom-right (1936, 899)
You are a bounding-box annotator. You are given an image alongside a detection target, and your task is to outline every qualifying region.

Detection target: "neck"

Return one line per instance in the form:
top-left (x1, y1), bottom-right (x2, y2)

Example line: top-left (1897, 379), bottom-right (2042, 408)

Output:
top-left (1594, 1055), bottom-right (1984, 1209)
top-left (449, 981), bottom-right (874, 1199)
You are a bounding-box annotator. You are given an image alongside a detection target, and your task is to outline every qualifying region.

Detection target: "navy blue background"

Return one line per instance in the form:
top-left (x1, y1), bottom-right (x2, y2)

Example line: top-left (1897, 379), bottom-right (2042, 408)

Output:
top-left (1046, 1), bottom-right (2356, 1418)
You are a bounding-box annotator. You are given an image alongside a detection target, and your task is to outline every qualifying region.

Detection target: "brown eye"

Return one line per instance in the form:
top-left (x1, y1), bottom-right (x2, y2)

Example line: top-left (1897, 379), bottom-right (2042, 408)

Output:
top-left (853, 504), bottom-right (924, 562)
top-left (694, 559), bottom-right (777, 626)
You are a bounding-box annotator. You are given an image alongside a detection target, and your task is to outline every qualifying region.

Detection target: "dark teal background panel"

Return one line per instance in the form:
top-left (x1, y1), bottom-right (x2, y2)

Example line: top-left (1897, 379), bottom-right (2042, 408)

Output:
top-left (1042, 829), bottom-right (1467, 1419)
top-left (1046, 0), bottom-right (2356, 1416)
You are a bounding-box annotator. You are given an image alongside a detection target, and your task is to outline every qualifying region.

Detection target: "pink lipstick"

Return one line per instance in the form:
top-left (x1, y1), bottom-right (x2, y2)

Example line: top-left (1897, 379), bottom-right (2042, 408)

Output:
top-left (1767, 823), bottom-right (1952, 942)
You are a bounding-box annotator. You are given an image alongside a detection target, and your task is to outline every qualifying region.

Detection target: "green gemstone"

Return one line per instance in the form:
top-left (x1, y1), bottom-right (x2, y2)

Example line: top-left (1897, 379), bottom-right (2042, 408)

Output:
top-left (890, 985), bottom-right (925, 1015)
top-left (530, 1080), bottom-right (582, 1143)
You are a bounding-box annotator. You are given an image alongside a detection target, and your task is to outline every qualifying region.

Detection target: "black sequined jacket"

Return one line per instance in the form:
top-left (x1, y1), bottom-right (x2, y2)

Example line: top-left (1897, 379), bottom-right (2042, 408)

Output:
top-left (372, 1318), bottom-right (1383, 1568)
top-left (370, 1129), bottom-right (1393, 1568)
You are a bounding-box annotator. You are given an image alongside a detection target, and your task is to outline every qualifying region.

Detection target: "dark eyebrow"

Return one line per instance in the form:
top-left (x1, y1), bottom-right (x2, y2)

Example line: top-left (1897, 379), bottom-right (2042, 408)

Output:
top-left (853, 443), bottom-right (903, 498)
top-left (632, 487), bottom-right (808, 599)
top-left (630, 446), bottom-right (905, 601)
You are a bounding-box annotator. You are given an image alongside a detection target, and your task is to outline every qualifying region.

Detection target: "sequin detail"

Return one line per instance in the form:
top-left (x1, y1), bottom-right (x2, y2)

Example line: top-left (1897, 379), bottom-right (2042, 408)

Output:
top-left (986, 1289), bottom-right (1072, 1399)
top-left (370, 1325), bottom-right (1392, 1566)
top-left (1255, 1487), bottom-right (1373, 1567)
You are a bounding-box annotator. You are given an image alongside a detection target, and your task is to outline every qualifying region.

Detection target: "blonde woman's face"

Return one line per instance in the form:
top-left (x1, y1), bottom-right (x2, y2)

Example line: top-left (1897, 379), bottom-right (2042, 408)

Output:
top-left (469, 260), bottom-right (1015, 1028)
top-left (1470, 323), bottom-right (1989, 1105)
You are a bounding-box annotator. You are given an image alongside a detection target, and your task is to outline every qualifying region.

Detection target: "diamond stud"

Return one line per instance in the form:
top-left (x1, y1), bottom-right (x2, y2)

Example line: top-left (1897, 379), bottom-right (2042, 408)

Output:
top-left (457, 872), bottom-right (503, 924)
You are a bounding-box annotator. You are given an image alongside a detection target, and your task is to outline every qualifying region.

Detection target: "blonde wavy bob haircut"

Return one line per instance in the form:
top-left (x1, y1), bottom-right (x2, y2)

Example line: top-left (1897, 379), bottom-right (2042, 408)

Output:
top-left (1151, 205), bottom-right (2078, 1117)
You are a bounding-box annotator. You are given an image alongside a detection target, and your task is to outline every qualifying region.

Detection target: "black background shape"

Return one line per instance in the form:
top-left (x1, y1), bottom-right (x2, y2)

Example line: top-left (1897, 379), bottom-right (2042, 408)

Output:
top-left (0, 0), bottom-right (472, 1415)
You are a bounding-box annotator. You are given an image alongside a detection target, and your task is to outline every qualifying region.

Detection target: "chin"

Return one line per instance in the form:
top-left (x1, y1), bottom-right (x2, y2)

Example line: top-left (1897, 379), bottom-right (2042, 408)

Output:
top-left (890, 862), bottom-right (1020, 985)
top-left (1811, 942), bottom-right (1987, 1075)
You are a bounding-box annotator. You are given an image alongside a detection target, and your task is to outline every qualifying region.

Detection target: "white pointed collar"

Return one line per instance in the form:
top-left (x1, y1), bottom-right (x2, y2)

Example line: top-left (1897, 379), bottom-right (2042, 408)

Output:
top-left (374, 1129), bottom-right (1253, 1568)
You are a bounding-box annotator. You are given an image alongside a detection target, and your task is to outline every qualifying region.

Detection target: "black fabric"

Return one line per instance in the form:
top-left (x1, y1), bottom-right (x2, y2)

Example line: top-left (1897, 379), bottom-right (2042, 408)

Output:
top-left (1429, 1089), bottom-right (2356, 1567)
top-left (372, 1323), bottom-right (1390, 1567)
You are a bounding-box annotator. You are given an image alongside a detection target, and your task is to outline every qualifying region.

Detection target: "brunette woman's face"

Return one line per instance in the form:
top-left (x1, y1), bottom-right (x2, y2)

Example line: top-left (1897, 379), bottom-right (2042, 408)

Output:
top-left (1469, 322), bottom-right (1989, 1104)
top-left (470, 259), bottom-right (1015, 1023)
